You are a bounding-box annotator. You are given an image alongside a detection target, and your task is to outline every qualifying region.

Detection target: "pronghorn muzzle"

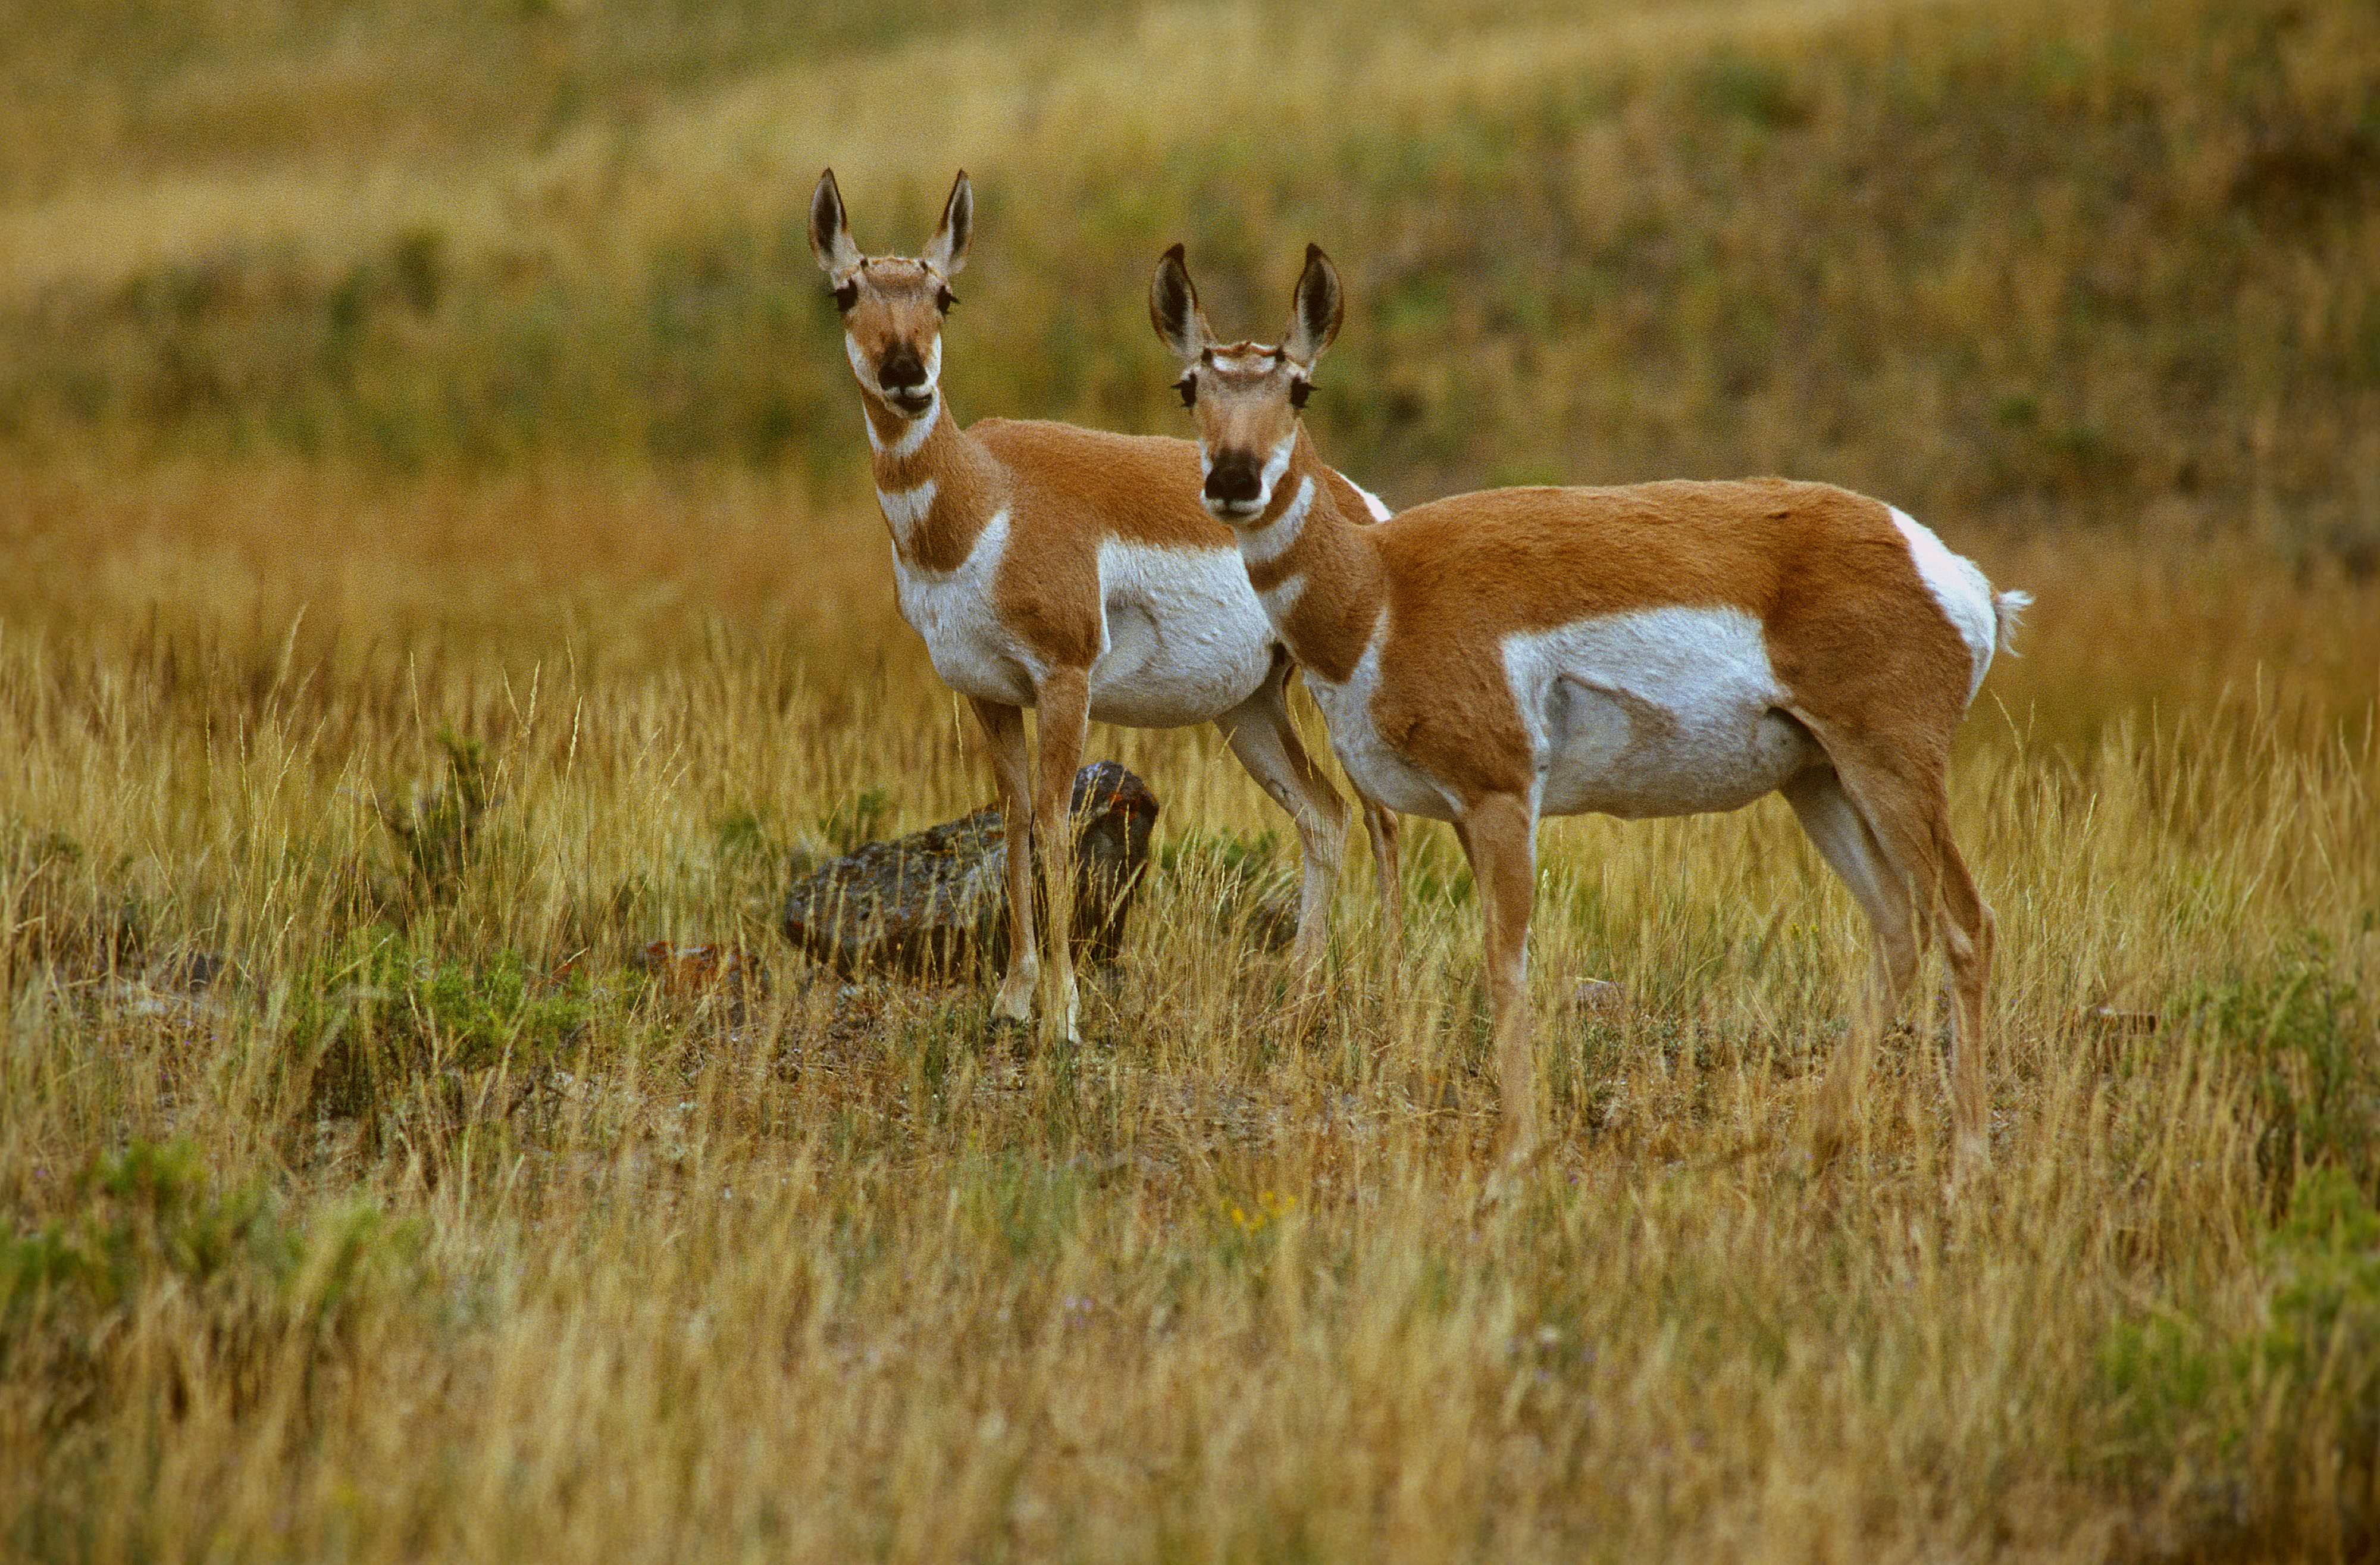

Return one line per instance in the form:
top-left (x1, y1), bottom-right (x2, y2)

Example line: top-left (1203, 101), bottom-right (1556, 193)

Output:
top-left (1204, 453), bottom-right (1264, 512)
top-left (876, 345), bottom-right (932, 412)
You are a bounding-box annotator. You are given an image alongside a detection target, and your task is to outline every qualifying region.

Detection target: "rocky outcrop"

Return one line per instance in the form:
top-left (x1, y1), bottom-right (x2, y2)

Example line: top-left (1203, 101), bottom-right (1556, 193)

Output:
top-left (781, 762), bottom-right (1158, 979)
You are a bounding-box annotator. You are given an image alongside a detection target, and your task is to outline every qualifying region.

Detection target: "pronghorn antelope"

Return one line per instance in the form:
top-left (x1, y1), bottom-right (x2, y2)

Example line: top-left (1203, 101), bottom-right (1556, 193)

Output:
top-left (809, 170), bottom-right (1399, 1040)
top-left (1150, 242), bottom-right (2030, 1163)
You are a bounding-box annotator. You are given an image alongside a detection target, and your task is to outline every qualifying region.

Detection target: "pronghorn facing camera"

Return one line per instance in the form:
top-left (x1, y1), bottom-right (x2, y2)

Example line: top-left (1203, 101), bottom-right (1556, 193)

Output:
top-left (1151, 242), bottom-right (2030, 1166)
top-left (809, 171), bottom-right (1399, 1040)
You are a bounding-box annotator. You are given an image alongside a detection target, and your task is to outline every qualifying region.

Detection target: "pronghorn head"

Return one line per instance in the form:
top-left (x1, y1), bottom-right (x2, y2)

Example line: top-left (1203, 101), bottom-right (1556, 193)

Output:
top-left (809, 168), bottom-right (970, 420)
top-left (1150, 242), bottom-right (1342, 521)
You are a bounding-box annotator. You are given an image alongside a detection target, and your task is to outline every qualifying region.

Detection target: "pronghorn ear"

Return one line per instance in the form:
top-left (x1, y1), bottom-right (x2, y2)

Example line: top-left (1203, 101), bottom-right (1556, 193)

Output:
top-left (809, 168), bottom-right (863, 278)
top-left (1283, 243), bottom-right (1344, 367)
top-left (1149, 243), bottom-right (1211, 365)
top-left (922, 170), bottom-right (973, 278)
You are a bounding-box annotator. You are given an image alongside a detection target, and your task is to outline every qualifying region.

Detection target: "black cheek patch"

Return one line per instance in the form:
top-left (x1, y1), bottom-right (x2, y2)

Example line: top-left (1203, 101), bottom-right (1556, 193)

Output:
top-left (1175, 376), bottom-right (1197, 408)
top-left (937, 286), bottom-right (957, 313)
top-left (833, 280), bottom-right (858, 311)
top-left (1288, 379), bottom-right (1311, 411)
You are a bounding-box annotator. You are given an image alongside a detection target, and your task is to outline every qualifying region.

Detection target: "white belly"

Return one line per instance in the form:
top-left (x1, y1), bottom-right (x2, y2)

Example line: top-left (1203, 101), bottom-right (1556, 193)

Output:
top-left (1086, 540), bottom-right (1275, 728)
top-left (892, 509), bottom-right (1041, 708)
top-left (894, 524), bottom-right (1276, 724)
top-left (1506, 606), bottom-right (1821, 819)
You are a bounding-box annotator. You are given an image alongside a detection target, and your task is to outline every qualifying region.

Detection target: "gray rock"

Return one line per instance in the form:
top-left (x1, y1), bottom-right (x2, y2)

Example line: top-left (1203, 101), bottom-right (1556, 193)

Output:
top-left (781, 762), bottom-right (1158, 979)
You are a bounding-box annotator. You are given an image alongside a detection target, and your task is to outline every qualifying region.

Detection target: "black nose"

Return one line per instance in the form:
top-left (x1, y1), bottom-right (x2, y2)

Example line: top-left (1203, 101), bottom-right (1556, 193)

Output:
top-left (878, 346), bottom-right (926, 392)
top-left (1205, 457), bottom-right (1262, 505)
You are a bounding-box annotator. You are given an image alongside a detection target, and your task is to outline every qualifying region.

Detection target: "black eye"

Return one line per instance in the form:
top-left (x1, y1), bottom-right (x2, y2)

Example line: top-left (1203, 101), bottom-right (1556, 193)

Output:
top-left (1173, 375), bottom-right (1197, 408)
top-left (832, 280), bottom-right (858, 312)
top-left (1288, 378), bottom-right (1311, 411)
top-left (936, 286), bottom-right (957, 313)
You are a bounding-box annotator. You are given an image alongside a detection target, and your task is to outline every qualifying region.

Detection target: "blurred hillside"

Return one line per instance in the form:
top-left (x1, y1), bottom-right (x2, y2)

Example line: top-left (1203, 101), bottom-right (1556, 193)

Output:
top-left (0, 0), bottom-right (2373, 561)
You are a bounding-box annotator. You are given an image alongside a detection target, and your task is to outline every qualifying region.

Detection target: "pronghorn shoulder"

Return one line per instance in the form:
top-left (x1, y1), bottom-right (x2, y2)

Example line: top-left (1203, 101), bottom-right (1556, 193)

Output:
top-left (970, 417), bottom-right (1194, 470)
top-left (970, 420), bottom-right (1223, 551)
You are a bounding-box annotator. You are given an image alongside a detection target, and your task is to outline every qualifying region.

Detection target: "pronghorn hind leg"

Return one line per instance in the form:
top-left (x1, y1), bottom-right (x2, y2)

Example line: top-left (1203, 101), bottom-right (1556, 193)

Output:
top-left (1217, 656), bottom-right (1349, 1029)
top-left (1454, 792), bottom-right (1541, 1165)
top-left (1931, 814), bottom-right (1997, 1169)
top-left (1814, 750), bottom-right (1998, 1172)
top-left (1781, 764), bottom-right (1922, 1162)
top-left (1362, 798), bottom-right (1404, 962)
top-left (1031, 668), bottom-right (1093, 1045)
top-left (970, 697), bottom-right (1040, 1029)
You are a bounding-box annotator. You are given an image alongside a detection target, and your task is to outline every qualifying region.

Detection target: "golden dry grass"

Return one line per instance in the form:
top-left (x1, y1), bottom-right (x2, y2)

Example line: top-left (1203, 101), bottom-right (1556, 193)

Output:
top-left (4, 458), bottom-right (2377, 1561)
top-left (4, 0), bottom-right (2379, 1560)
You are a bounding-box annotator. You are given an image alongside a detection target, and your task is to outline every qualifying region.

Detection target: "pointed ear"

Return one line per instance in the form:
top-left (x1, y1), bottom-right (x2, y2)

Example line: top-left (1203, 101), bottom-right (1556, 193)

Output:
top-left (921, 170), bottom-right (973, 278)
top-left (1149, 243), bottom-right (1211, 365)
top-left (1282, 243), bottom-right (1344, 367)
top-left (809, 168), bottom-right (863, 277)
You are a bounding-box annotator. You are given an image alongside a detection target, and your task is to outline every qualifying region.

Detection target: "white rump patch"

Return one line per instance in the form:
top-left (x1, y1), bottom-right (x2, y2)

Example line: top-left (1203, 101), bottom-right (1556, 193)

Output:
top-left (1992, 589), bottom-right (2034, 655)
top-left (1088, 542), bottom-right (1275, 728)
top-left (1330, 468), bottom-right (1393, 522)
top-left (1889, 506), bottom-right (1999, 704)
top-left (1502, 606), bottom-right (1822, 820)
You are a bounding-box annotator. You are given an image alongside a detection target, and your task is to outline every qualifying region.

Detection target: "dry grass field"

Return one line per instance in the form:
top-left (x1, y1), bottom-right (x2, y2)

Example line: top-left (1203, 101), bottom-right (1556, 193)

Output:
top-left (4, 0), bottom-right (2378, 1560)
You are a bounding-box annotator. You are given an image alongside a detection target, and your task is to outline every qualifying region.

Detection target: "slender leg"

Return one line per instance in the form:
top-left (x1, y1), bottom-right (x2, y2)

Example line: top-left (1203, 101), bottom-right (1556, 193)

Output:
top-left (970, 697), bottom-right (1039, 1027)
top-left (1362, 799), bottom-right (1404, 961)
top-left (1216, 656), bottom-right (1348, 1024)
top-left (1032, 667), bottom-right (1092, 1044)
top-left (1825, 761), bottom-right (1994, 1173)
top-left (1454, 792), bottom-right (1541, 1162)
top-left (1931, 813), bottom-right (1997, 1168)
top-left (1782, 767), bottom-right (1920, 1159)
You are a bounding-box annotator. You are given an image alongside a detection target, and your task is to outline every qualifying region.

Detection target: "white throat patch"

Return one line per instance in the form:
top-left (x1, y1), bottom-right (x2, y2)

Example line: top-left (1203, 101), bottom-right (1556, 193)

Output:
top-left (876, 478), bottom-right (938, 548)
top-left (867, 394), bottom-right (940, 461)
top-left (1236, 475), bottom-right (1314, 568)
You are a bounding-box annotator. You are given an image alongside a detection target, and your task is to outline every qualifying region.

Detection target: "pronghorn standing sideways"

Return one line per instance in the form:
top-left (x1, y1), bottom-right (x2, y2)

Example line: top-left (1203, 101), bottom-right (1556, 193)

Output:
top-left (809, 171), bottom-right (1399, 1040)
top-left (1151, 243), bottom-right (2030, 1164)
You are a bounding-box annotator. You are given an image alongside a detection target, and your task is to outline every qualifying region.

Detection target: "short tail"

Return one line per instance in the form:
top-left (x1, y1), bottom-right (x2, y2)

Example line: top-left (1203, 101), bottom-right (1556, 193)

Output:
top-left (1992, 589), bottom-right (2033, 656)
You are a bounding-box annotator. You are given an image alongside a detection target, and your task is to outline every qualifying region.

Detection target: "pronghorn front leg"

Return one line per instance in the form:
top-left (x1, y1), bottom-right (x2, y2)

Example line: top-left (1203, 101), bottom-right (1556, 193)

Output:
top-left (1455, 793), bottom-right (1542, 1163)
top-left (970, 697), bottom-right (1041, 1028)
top-left (1031, 666), bottom-right (1093, 1043)
top-left (1217, 655), bottom-right (1348, 1027)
